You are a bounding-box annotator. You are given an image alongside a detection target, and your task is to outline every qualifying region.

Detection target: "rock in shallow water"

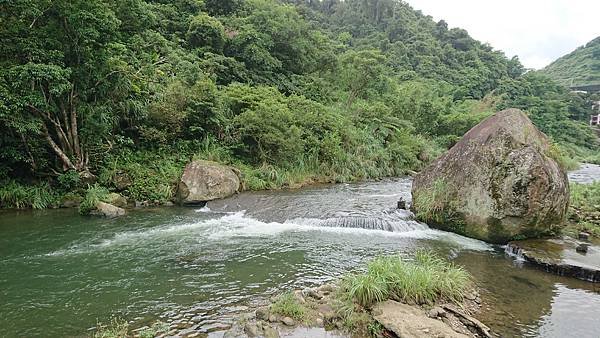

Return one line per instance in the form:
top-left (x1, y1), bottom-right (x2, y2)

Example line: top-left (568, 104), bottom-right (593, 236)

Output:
top-left (412, 108), bottom-right (569, 244)
top-left (90, 202), bottom-right (126, 217)
top-left (176, 160), bottom-right (240, 205)
top-left (506, 238), bottom-right (600, 282)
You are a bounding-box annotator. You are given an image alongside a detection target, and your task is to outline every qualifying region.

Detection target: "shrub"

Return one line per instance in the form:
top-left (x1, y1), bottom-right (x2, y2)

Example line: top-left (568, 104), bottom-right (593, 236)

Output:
top-left (270, 291), bottom-right (306, 321)
top-left (99, 149), bottom-right (188, 203)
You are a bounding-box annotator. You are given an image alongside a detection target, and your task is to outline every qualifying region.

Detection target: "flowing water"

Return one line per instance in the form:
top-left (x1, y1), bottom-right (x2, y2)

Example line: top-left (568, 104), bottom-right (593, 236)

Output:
top-left (1, 165), bottom-right (600, 338)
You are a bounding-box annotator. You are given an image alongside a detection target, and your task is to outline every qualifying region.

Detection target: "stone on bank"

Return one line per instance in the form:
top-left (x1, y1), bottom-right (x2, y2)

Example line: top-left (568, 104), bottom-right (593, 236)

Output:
top-left (176, 160), bottom-right (241, 205)
top-left (411, 108), bottom-right (569, 243)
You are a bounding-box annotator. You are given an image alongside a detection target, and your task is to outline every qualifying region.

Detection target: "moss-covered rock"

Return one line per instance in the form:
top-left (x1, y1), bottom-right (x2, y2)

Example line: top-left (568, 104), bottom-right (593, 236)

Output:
top-left (412, 109), bottom-right (569, 243)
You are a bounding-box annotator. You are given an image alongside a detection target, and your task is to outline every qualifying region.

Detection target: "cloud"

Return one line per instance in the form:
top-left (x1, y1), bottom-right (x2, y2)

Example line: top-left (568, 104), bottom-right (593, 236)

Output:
top-left (405, 0), bottom-right (600, 69)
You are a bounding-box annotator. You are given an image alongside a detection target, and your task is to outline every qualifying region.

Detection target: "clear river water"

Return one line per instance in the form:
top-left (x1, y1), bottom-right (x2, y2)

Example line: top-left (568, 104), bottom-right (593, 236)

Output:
top-left (1, 165), bottom-right (599, 338)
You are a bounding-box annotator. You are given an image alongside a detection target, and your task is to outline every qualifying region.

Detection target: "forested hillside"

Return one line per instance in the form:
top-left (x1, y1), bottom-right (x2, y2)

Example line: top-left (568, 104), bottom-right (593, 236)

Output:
top-left (1, 0), bottom-right (598, 209)
top-left (543, 36), bottom-right (600, 87)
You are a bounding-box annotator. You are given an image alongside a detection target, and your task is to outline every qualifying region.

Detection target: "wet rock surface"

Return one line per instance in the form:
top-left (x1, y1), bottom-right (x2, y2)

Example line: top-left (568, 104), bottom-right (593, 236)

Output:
top-left (506, 238), bottom-right (600, 282)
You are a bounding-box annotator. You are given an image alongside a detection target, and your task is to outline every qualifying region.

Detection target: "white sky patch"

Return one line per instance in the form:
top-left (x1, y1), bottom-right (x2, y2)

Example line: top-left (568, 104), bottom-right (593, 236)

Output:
top-left (405, 0), bottom-right (600, 69)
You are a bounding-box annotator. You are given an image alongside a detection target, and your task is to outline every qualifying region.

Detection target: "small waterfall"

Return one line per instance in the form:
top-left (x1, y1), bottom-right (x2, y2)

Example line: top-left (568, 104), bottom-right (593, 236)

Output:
top-left (504, 243), bottom-right (526, 262)
top-left (290, 215), bottom-right (428, 233)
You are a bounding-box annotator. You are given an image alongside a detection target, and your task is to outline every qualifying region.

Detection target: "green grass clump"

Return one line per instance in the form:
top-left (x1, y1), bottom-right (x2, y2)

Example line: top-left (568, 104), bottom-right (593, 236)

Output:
top-left (270, 291), bottom-right (307, 321)
top-left (340, 251), bottom-right (471, 308)
top-left (79, 184), bottom-right (110, 215)
top-left (93, 318), bottom-right (129, 338)
top-left (0, 181), bottom-right (57, 209)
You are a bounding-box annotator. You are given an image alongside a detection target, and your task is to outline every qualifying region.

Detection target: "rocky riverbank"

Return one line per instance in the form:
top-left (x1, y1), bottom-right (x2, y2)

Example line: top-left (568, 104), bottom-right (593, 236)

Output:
top-left (120, 252), bottom-right (492, 338)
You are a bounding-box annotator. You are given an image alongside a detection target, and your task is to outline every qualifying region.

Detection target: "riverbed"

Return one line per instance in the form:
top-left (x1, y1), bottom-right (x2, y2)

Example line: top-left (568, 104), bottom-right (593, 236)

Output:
top-left (1, 165), bottom-right (599, 337)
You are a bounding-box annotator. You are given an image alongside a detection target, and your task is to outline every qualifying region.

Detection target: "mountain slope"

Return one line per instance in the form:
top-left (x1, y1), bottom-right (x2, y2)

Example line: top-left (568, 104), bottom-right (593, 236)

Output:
top-left (543, 36), bottom-right (600, 88)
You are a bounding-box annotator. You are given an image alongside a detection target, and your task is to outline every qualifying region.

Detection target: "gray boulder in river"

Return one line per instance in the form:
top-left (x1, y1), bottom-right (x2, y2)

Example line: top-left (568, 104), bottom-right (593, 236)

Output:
top-left (411, 108), bottom-right (569, 243)
top-left (176, 160), bottom-right (241, 205)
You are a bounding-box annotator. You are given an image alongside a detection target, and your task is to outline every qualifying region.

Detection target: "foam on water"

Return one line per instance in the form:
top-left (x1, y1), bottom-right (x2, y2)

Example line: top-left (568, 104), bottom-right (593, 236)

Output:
top-left (46, 210), bottom-right (491, 256)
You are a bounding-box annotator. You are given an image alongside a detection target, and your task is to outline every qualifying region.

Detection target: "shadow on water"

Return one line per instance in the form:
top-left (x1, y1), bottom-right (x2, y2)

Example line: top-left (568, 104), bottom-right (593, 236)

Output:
top-left (1, 172), bottom-right (600, 337)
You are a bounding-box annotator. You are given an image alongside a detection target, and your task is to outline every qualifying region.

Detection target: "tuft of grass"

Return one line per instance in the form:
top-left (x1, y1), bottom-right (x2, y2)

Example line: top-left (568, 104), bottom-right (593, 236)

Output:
top-left (93, 317), bottom-right (129, 338)
top-left (339, 251), bottom-right (471, 308)
top-left (270, 291), bottom-right (306, 321)
top-left (0, 181), bottom-right (57, 209)
top-left (138, 320), bottom-right (169, 338)
top-left (79, 184), bottom-right (110, 215)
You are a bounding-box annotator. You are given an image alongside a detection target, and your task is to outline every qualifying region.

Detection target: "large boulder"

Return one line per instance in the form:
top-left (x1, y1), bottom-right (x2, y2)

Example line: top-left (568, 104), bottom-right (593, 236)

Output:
top-left (176, 160), bottom-right (240, 205)
top-left (411, 109), bottom-right (569, 243)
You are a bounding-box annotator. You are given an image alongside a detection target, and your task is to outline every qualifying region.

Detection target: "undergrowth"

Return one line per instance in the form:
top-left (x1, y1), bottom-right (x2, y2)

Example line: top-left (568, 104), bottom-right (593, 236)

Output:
top-left (0, 181), bottom-right (58, 209)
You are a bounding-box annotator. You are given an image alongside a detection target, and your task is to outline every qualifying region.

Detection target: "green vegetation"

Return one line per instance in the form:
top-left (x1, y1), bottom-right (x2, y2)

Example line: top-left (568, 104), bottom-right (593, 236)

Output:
top-left (0, 181), bottom-right (58, 209)
top-left (0, 0), bottom-right (598, 208)
top-left (542, 36), bottom-right (600, 88)
top-left (339, 251), bottom-right (471, 308)
top-left (328, 251), bottom-right (471, 336)
top-left (93, 318), bottom-right (129, 338)
top-left (79, 185), bottom-right (110, 215)
top-left (566, 182), bottom-right (600, 237)
top-left (270, 291), bottom-right (307, 321)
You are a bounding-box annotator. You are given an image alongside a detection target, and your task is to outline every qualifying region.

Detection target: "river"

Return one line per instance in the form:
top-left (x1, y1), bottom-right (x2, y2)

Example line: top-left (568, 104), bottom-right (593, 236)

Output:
top-left (1, 165), bottom-right (599, 337)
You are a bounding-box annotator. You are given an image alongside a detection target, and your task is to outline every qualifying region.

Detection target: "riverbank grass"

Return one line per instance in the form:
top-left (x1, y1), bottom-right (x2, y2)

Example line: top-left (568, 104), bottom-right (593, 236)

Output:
top-left (270, 291), bottom-right (307, 321)
top-left (565, 182), bottom-right (600, 238)
top-left (339, 251), bottom-right (471, 308)
top-left (93, 318), bottom-right (128, 338)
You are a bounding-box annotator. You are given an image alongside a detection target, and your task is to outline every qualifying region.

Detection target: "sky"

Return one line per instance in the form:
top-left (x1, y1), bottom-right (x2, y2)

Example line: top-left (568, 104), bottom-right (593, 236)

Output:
top-left (404, 0), bottom-right (600, 69)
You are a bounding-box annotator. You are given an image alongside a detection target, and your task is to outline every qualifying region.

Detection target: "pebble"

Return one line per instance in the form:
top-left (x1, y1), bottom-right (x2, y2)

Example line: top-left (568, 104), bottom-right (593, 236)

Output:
top-left (256, 306), bottom-right (270, 321)
top-left (244, 322), bottom-right (259, 337)
top-left (263, 325), bottom-right (279, 338)
top-left (281, 317), bottom-right (295, 326)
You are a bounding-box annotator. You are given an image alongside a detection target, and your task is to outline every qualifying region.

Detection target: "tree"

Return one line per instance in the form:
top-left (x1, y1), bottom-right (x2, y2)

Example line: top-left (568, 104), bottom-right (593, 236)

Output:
top-left (0, 0), bottom-right (122, 176)
top-left (187, 13), bottom-right (226, 52)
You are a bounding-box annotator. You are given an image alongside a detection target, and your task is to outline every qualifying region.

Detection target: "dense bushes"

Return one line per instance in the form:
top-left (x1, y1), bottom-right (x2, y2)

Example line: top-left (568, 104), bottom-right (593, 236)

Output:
top-left (0, 0), bottom-right (598, 208)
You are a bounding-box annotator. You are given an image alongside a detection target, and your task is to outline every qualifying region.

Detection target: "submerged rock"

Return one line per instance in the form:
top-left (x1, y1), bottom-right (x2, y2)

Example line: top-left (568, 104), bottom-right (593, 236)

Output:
top-left (373, 300), bottom-right (469, 338)
top-left (506, 238), bottom-right (600, 282)
top-left (412, 109), bottom-right (569, 243)
top-left (176, 160), bottom-right (240, 205)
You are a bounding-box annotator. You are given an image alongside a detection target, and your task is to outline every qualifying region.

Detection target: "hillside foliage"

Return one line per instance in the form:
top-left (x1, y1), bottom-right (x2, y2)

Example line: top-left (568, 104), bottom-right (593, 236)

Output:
top-left (543, 36), bottom-right (600, 88)
top-left (0, 0), bottom-right (598, 207)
